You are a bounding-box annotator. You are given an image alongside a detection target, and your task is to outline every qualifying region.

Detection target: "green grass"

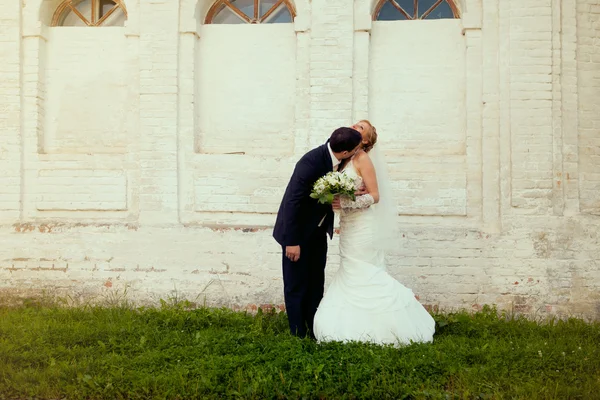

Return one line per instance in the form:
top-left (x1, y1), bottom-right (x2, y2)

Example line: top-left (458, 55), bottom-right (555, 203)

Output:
top-left (0, 299), bottom-right (599, 399)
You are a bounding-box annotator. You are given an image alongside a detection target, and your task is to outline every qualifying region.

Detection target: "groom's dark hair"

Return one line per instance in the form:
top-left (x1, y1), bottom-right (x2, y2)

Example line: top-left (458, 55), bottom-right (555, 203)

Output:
top-left (329, 127), bottom-right (362, 153)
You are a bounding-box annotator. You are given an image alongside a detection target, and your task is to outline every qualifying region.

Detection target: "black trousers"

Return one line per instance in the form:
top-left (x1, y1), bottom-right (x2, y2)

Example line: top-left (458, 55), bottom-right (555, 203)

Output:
top-left (281, 228), bottom-right (327, 339)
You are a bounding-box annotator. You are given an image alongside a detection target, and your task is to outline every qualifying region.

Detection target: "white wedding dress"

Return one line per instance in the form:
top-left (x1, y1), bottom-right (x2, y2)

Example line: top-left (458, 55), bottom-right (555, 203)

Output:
top-left (313, 159), bottom-right (435, 346)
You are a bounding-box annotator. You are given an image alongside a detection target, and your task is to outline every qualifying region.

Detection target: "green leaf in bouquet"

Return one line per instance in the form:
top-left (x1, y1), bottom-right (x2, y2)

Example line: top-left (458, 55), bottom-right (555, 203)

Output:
top-left (321, 193), bottom-right (335, 204)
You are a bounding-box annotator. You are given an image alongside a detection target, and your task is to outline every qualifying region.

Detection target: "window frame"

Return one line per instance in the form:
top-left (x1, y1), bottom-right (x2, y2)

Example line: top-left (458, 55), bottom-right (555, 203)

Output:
top-left (51, 0), bottom-right (128, 27)
top-left (204, 0), bottom-right (296, 24)
top-left (372, 0), bottom-right (460, 21)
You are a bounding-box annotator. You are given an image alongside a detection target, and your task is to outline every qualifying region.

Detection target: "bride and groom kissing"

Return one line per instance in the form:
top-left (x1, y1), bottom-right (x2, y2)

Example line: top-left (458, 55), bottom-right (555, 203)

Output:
top-left (273, 121), bottom-right (435, 346)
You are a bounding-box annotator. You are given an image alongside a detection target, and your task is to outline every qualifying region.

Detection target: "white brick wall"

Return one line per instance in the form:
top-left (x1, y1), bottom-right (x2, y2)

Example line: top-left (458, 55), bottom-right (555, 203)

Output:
top-left (308, 0), bottom-right (354, 146)
top-left (369, 20), bottom-right (468, 216)
top-left (508, 0), bottom-right (554, 212)
top-left (196, 24), bottom-right (296, 156)
top-left (138, 0), bottom-right (178, 224)
top-left (0, 0), bottom-right (599, 319)
top-left (0, 1), bottom-right (21, 222)
top-left (577, 0), bottom-right (600, 216)
top-left (36, 169), bottom-right (127, 211)
top-left (43, 29), bottom-right (134, 153)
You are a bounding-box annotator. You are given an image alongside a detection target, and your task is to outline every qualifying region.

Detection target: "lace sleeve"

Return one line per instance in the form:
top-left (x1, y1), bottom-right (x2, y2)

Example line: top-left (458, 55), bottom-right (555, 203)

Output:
top-left (339, 194), bottom-right (374, 209)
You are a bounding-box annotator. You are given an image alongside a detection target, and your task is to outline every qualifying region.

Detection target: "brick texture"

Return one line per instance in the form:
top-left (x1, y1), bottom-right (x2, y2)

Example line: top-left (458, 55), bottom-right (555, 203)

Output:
top-left (0, 0), bottom-right (599, 320)
top-left (309, 0), bottom-right (354, 146)
top-left (508, 0), bottom-right (554, 212)
top-left (577, 0), bottom-right (600, 215)
top-left (0, 3), bottom-right (21, 221)
top-left (138, 0), bottom-right (179, 224)
top-left (43, 29), bottom-right (133, 153)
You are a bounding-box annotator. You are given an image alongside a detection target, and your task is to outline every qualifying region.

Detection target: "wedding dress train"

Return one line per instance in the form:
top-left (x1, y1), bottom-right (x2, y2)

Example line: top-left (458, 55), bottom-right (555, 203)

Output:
top-left (313, 159), bottom-right (435, 346)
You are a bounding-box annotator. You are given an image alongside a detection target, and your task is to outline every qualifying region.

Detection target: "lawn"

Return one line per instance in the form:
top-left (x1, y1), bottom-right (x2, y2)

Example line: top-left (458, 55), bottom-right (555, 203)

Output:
top-left (0, 299), bottom-right (599, 399)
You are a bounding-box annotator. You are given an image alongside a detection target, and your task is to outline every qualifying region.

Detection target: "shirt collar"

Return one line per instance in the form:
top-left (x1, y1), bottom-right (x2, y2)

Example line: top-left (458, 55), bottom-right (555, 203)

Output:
top-left (327, 143), bottom-right (341, 170)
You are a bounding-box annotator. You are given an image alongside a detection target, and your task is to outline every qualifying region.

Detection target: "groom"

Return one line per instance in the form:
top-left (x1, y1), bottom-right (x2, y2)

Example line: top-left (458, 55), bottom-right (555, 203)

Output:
top-left (273, 127), bottom-right (363, 338)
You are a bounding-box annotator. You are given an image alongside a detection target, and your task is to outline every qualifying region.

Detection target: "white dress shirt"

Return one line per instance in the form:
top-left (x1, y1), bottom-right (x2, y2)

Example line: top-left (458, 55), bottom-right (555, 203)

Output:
top-left (318, 143), bottom-right (341, 227)
top-left (328, 143), bottom-right (340, 171)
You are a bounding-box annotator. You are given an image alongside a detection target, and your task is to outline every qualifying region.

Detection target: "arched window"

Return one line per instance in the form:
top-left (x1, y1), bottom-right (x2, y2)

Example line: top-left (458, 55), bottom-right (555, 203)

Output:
top-left (205, 0), bottom-right (296, 24)
top-left (52, 0), bottom-right (127, 27)
top-left (373, 0), bottom-right (459, 21)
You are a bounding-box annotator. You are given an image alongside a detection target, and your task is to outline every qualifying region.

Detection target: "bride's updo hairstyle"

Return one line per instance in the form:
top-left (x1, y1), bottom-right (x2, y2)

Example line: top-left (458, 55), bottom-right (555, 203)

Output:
top-left (360, 119), bottom-right (378, 153)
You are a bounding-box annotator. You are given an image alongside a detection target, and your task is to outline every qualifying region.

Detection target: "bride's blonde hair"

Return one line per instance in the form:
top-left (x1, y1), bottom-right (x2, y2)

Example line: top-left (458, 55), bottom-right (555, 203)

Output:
top-left (360, 120), bottom-right (378, 153)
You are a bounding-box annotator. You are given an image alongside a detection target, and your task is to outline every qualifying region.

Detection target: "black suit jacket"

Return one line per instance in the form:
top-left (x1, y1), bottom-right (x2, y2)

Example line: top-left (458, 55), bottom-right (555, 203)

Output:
top-left (273, 143), bottom-right (335, 247)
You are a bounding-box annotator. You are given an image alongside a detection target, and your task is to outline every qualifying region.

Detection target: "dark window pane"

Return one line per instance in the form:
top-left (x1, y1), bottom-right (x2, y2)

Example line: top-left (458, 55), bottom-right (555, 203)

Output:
top-left (393, 0), bottom-right (415, 19)
top-left (260, 0), bottom-right (279, 17)
top-left (230, 0), bottom-right (254, 18)
top-left (417, 0), bottom-right (438, 18)
top-left (424, 0), bottom-right (455, 19)
top-left (267, 5), bottom-right (292, 23)
top-left (213, 4), bottom-right (245, 23)
top-left (377, 1), bottom-right (408, 21)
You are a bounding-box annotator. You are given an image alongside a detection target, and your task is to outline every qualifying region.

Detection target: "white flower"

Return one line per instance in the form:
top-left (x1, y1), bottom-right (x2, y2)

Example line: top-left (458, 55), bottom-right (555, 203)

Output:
top-left (310, 171), bottom-right (357, 204)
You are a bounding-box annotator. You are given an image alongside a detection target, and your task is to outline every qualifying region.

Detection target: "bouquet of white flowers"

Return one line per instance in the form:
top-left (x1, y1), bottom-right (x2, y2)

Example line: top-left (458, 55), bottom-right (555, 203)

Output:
top-left (310, 171), bottom-right (357, 205)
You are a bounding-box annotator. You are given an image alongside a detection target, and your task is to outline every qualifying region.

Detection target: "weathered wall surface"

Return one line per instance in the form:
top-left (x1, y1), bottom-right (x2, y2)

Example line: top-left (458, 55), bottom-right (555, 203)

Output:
top-left (0, 0), bottom-right (598, 319)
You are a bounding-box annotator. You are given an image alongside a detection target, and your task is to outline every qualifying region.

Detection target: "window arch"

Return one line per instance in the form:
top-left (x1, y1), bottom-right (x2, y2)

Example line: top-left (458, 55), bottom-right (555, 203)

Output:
top-left (373, 0), bottom-right (459, 21)
top-left (51, 0), bottom-right (127, 27)
top-left (205, 0), bottom-right (296, 24)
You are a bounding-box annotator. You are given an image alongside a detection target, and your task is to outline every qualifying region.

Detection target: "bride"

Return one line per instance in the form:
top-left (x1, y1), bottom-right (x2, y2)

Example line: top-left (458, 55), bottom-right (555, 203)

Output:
top-left (313, 120), bottom-right (435, 346)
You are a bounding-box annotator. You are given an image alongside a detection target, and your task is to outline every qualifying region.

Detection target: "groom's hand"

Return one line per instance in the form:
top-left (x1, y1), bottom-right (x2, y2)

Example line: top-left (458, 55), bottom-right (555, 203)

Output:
top-left (355, 184), bottom-right (368, 196)
top-left (286, 245), bottom-right (301, 262)
top-left (332, 195), bottom-right (341, 209)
